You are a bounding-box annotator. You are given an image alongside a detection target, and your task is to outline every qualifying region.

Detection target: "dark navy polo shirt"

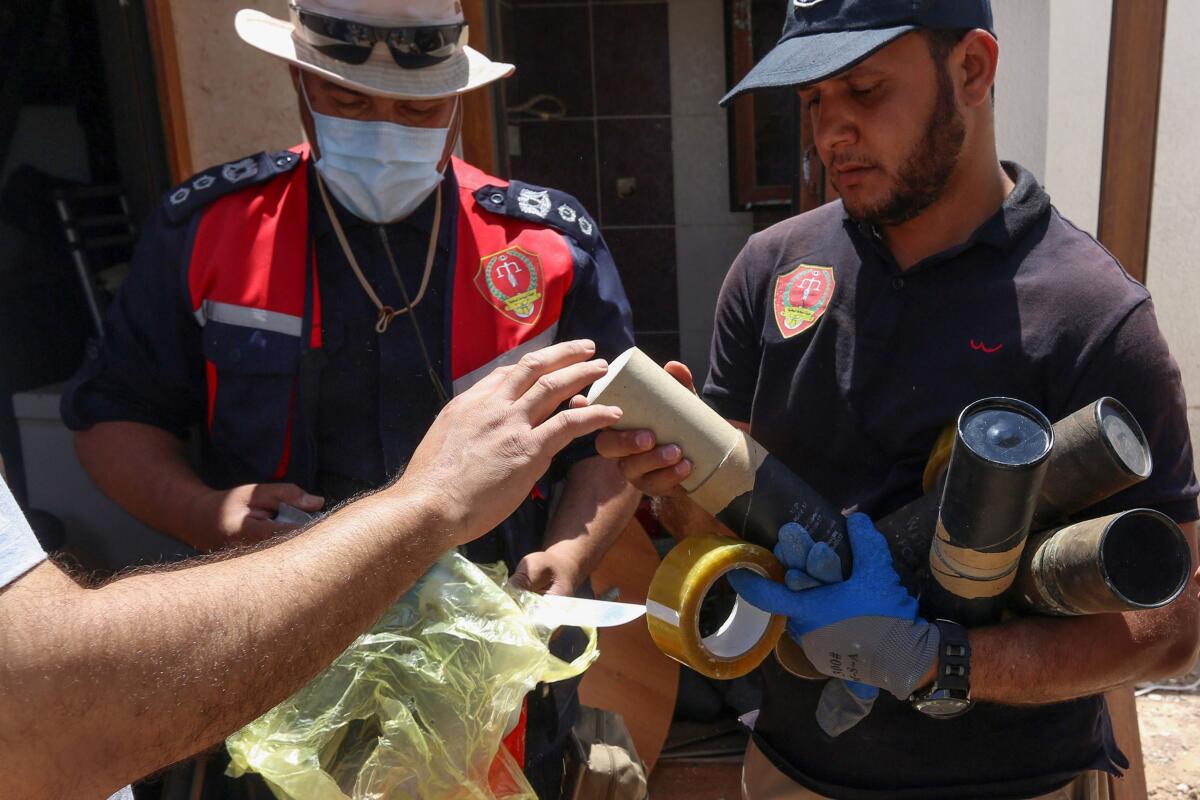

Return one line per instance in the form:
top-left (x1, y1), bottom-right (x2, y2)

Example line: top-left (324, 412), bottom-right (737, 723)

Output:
top-left (310, 165), bottom-right (454, 504)
top-left (703, 163), bottom-right (1198, 798)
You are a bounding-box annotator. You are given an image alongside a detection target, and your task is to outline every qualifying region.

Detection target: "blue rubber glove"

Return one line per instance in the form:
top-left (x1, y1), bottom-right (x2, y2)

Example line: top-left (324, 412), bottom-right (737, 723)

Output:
top-left (815, 675), bottom-right (879, 738)
top-left (774, 521), bottom-right (844, 589)
top-left (731, 521), bottom-right (881, 737)
top-left (728, 514), bottom-right (938, 701)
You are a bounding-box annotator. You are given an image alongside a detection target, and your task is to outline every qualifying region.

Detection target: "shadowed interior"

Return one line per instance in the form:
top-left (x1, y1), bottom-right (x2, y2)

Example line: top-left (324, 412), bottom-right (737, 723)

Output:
top-left (1101, 511), bottom-right (1190, 607)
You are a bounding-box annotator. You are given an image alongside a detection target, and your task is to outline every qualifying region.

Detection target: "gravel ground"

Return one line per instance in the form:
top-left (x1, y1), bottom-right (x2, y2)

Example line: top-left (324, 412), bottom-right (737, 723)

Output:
top-left (1139, 666), bottom-right (1200, 800)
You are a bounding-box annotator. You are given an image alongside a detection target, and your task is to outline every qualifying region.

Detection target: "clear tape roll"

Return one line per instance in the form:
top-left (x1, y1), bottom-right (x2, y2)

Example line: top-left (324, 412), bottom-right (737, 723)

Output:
top-left (646, 534), bottom-right (786, 680)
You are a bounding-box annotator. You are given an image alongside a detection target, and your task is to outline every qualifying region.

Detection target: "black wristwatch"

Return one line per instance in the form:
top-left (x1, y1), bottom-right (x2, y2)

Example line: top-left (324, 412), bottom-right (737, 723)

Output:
top-left (911, 620), bottom-right (973, 719)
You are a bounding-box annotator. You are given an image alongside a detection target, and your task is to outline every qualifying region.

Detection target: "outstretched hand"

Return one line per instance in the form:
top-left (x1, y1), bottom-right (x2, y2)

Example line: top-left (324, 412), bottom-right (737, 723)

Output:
top-left (398, 340), bottom-right (623, 549)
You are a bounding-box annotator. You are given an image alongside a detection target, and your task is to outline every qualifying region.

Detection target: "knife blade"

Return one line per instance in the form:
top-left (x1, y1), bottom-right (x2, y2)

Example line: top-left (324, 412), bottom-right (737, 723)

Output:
top-left (525, 594), bottom-right (647, 629)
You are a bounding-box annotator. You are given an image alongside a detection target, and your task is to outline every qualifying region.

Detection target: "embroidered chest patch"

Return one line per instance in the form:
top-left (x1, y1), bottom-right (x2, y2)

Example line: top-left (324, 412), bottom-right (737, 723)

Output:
top-left (773, 264), bottom-right (835, 339)
top-left (475, 245), bottom-right (545, 325)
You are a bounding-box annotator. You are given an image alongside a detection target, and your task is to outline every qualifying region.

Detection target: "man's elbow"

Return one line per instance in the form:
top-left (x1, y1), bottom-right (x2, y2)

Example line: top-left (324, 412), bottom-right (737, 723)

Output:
top-left (1150, 592), bottom-right (1200, 679)
top-left (72, 425), bottom-right (110, 477)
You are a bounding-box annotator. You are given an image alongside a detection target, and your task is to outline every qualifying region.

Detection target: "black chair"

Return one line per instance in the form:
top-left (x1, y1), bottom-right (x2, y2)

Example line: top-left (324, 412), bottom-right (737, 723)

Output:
top-left (52, 184), bottom-right (137, 337)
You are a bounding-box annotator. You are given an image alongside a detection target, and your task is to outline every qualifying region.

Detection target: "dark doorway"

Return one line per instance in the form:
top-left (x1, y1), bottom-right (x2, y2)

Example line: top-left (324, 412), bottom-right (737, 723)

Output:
top-left (0, 0), bottom-right (168, 506)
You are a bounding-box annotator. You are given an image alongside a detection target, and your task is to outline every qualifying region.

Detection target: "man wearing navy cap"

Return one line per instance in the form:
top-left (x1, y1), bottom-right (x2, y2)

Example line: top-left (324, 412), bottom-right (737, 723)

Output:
top-left (598, 1), bottom-right (1199, 797)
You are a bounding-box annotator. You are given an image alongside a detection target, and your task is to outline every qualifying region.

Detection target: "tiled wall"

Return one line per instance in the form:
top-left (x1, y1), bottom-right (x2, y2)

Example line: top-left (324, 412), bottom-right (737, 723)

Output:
top-left (498, 0), bottom-right (681, 364)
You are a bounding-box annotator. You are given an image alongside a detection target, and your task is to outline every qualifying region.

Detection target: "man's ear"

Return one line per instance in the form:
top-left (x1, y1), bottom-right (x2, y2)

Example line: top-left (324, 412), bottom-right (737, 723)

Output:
top-left (438, 98), bottom-right (463, 171)
top-left (955, 29), bottom-right (999, 109)
top-left (292, 67), bottom-right (319, 157)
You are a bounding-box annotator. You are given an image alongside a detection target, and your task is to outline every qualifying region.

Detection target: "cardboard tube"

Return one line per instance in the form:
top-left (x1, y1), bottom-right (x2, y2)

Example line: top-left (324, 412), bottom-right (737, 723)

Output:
top-left (585, 347), bottom-right (742, 495)
top-left (588, 347), bottom-right (852, 675)
top-left (587, 347), bottom-right (850, 559)
top-left (878, 398), bottom-right (1155, 580)
top-left (1032, 397), bottom-right (1152, 529)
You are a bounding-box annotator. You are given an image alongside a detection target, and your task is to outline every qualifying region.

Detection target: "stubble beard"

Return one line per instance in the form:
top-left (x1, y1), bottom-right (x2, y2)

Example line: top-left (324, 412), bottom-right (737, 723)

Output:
top-left (843, 65), bottom-right (967, 228)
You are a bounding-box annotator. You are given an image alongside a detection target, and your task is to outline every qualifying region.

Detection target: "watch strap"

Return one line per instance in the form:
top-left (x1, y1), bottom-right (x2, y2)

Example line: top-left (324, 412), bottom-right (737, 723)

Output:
top-left (932, 619), bottom-right (971, 693)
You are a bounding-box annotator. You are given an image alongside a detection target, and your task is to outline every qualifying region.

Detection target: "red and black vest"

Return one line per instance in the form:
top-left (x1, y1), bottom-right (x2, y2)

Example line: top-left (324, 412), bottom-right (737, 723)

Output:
top-left (183, 145), bottom-right (578, 489)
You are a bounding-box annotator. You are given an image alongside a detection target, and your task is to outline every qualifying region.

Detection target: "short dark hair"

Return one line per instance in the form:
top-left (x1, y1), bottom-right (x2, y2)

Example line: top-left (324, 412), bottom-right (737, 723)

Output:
top-left (924, 28), bottom-right (971, 65)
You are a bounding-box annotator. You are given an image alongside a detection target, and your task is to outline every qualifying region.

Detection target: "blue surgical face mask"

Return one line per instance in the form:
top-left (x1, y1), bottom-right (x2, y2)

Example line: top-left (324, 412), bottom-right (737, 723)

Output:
top-left (304, 84), bottom-right (454, 223)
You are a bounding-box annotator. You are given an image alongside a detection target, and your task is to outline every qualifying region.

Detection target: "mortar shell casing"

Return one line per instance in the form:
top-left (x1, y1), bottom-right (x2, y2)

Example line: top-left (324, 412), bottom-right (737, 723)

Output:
top-left (1014, 509), bottom-right (1191, 616)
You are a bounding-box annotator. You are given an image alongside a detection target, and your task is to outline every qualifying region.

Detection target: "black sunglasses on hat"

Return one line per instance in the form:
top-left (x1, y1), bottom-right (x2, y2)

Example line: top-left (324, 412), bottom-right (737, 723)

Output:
top-left (290, 4), bottom-right (465, 69)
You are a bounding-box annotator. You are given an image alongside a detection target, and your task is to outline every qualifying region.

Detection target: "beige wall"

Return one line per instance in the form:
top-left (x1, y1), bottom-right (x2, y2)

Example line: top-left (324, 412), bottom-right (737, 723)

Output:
top-left (168, 0), bottom-right (302, 173)
top-left (1044, 0), bottom-right (1111, 237)
top-left (1147, 0), bottom-right (1200, 462)
top-left (668, 0), bottom-right (755, 380)
top-left (988, 0), bottom-right (1112, 236)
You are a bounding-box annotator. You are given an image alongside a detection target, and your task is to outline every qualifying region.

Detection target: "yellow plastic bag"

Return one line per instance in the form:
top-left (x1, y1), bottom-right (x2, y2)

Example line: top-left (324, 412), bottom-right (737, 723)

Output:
top-left (226, 552), bottom-right (597, 800)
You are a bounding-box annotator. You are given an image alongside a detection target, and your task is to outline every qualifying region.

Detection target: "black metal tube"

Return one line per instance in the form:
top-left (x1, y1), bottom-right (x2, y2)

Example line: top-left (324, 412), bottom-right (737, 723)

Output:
top-left (716, 454), bottom-right (852, 580)
top-left (872, 492), bottom-right (939, 596)
top-left (1014, 509), bottom-right (1191, 616)
top-left (877, 398), bottom-right (1153, 586)
top-left (923, 398), bottom-right (1053, 625)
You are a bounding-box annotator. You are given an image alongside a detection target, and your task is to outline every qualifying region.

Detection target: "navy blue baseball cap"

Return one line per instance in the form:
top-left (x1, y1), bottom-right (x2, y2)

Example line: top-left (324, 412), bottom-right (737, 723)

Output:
top-left (720, 0), bottom-right (994, 106)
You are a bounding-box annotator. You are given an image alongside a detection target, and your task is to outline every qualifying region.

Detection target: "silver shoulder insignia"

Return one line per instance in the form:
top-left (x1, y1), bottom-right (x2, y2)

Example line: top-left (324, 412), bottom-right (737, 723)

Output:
top-left (518, 188), bottom-right (552, 219)
top-left (222, 157), bottom-right (259, 185)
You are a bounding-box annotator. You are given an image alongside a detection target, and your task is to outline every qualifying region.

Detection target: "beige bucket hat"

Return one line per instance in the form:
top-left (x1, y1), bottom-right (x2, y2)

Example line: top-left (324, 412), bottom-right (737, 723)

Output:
top-left (235, 0), bottom-right (514, 99)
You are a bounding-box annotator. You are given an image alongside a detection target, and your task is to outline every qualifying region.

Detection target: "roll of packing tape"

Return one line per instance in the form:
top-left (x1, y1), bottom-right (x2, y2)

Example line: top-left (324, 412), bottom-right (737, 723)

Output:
top-left (646, 534), bottom-right (786, 680)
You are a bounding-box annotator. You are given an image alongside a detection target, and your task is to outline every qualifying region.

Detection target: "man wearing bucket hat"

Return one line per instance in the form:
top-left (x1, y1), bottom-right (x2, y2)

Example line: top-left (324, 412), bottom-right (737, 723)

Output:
top-left (61, 1), bottom-right (639, 797)
top-left (596, 0), bottom-right (1199, 798)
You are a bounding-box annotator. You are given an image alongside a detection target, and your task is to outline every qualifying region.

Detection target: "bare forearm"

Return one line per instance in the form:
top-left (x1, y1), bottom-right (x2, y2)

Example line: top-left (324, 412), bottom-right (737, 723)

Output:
top-left (971, 522), bottom-right (1200, 705)
top-left (0, 339), bottom-right (620, 798)
top-left (970, 601), bottom-right (1199, 704)
top-left (0, 482), bottom-right (449, 798)
top-left (542, 456), bottom-right (641, 586)
top-left (74, 421), bottom-right (212, 548)
top-left (651, 493), bottom-right (731, 540)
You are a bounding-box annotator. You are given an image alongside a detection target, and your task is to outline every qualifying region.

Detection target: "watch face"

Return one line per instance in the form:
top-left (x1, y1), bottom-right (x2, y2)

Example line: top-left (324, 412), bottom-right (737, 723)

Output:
top-left (913, 694), bottom-right (972, 719)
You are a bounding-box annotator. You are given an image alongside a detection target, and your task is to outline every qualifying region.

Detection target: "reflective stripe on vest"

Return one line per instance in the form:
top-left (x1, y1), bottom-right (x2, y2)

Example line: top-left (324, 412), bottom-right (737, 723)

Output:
top-left (451, 322), bottom-right (559, 395)
top-left (189, 144), bottom-right (319, 348)
top-left (193, 300), bottom-right (304, 338)
top-left (186, 148), bottom-right (574, 482)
